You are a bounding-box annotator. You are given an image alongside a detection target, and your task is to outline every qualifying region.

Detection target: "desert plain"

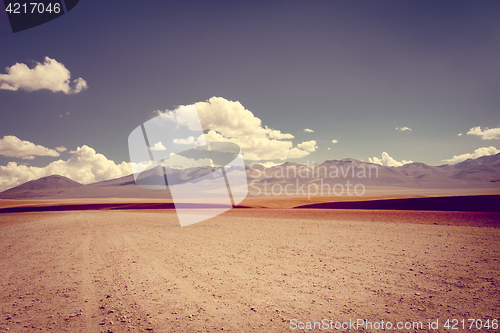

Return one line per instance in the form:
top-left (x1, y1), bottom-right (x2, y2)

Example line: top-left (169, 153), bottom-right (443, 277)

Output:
top-left (0, 192), bottom-right (499, 333)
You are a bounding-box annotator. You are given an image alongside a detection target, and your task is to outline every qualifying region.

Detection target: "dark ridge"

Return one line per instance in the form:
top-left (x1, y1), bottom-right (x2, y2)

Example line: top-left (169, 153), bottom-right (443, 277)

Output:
top-left (0, 203), bottom-right (251, 214)
top-left (294, 195), bottom-right (500, 212)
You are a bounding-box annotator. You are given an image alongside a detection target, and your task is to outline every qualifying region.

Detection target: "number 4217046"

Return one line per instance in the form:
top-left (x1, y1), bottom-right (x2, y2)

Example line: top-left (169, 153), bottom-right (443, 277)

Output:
top-left (5, 2), bottom-right (61, 14)
top-left (443, 319), bottom-right (498, 330)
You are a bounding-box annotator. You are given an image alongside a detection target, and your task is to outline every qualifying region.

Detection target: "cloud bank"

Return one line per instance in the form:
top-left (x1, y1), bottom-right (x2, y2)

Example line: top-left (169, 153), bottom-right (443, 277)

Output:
top-left (467, 126), bottom-right (500, 140)
top-left (0, 135), bottom-right (60, 159)
top-left (442, 146), bottom-right (500, 163)
top-left (0, 145), bottom-right (132, 191)
top-left (0, 57), bottom-right (88, 94)
top-left (369, 152), bottom-right (413, 167)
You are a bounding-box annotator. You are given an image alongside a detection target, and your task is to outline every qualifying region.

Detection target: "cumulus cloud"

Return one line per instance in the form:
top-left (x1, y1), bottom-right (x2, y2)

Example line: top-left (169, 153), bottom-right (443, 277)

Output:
top-left (0, 145), bottom-right (132, 191)
top-left (457, 133), bottom-right (463, 136)
top-left (55, 146), bottom-right (67, 152)
top-left (159, 97), bottom-right (315, 160)
top-left (396, 126), bottom-right (412, 133)
top-left (369, 152), bottom-right (413, 167)
top-left (442, 146), bottom-right (500, 163)
top-left (332, 139), bottom-right (338, 144)
top-left (150, 141), bottom-right (167, 151)
top-left (467, 126), bottom-right (500, 140)
top-left (297, 140), bottom-right (317, 152)
top-left (0, 57), bottom-right (88, 94)
top-left (0, 135), bottom-right (60, 159)
top-left (304, 128), bottom-right (314, 133)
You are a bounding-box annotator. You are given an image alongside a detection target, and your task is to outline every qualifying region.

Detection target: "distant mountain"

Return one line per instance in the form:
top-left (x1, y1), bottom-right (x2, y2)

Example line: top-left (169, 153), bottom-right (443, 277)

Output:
top-left (0, 175), bottom-right (83, 198)
top-left (17, 174), bottom-right (82, 190)
top-left (0, 154), bottom-right (499, 199)
top-left (247, 153), bottom-right (500, 189)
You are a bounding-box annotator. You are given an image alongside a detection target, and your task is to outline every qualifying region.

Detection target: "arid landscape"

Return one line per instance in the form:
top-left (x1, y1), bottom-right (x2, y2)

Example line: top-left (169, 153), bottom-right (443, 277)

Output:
top-left (1, 158), bottom-right (500, 332)
top-left (3, 1), bottom-right (500, 331)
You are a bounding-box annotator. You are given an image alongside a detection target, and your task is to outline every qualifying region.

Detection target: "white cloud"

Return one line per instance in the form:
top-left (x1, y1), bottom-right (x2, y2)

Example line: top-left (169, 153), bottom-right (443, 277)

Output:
top-left (332, 139), bottom-right (338, 144)
top-left (260, 161), bottom-right (281, 168)
top-left (442, 146), bottom-right (500, 163)
top-left (327, 148), bottom-right (331, 150)
top-left (369, 152), bottom-right (413, 167)
top-left (396, 126), bottom-right (412, 133)
top-left (163, 154), bottom-right (211, 169)
top-left (304, 128), bottom-right (314, 133)
top-left (0, 135), bottom-right (60, 159)
top-left (72, 78), bottom-right (87, 93)
top-left (267, 128), bottom-right (294, 139)
top-left (0, 145), bottom-right (132, 191)
top-left (55, 146), bottom-right (67, 152)
top-left (297, 140), bottom-right (317, 152)
top-left (0, 57), bottom-right (88, 94)
top-left (150, 141), bottom-right (167, 151)
top-left (159, 106), bottom-right (202, 131)
top-left (172, 134), bottom-right (205, 145)
top-left (457, 133), bottom-right (463, 136)
top-left (159, 97), bottom-right (314, 161)
top-left (467, 126), bottom-right (500, 140)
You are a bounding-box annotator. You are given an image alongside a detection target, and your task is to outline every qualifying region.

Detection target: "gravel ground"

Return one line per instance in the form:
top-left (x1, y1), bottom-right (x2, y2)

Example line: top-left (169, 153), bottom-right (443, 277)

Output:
top-left (0, 209), bottom-right (499, 332)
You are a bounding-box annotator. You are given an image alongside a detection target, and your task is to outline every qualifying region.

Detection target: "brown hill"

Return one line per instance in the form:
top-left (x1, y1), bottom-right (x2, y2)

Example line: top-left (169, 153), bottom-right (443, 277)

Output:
top-left (0, 175), bottom-right (83, 199)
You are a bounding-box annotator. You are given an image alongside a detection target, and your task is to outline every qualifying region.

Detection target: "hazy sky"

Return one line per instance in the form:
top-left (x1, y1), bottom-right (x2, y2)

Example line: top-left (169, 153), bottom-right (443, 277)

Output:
top-left (1, 1), bottom-right (500, 188)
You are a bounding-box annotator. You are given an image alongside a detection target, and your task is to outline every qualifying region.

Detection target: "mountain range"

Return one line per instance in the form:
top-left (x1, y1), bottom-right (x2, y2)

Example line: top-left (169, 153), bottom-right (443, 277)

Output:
top-left (1, 153), bottom-right (499, 199)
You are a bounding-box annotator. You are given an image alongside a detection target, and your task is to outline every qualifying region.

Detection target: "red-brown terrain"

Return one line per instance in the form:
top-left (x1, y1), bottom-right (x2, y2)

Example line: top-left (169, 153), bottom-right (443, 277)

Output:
top-left (0, 156), bottom-right (499, 332)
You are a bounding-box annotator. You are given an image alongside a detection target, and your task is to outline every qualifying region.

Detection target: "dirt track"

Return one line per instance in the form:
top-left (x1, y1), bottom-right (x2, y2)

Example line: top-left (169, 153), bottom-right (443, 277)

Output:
top-left (1, 210), bottom-right (499, 332)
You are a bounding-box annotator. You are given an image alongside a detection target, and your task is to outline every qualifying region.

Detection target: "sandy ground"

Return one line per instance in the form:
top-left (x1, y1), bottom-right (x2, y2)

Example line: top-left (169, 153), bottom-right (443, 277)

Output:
top-left (1, 209), bottom-right (499, 332)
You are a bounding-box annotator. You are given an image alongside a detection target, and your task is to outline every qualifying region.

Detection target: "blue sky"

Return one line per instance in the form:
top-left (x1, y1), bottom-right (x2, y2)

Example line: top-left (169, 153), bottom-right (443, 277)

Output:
top-left (0, 1), bottom-right (500, 188)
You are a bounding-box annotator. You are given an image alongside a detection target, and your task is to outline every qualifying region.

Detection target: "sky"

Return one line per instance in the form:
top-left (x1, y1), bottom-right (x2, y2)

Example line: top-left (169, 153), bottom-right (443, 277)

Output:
top-left (1, 0), bottom-right (500, 190)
